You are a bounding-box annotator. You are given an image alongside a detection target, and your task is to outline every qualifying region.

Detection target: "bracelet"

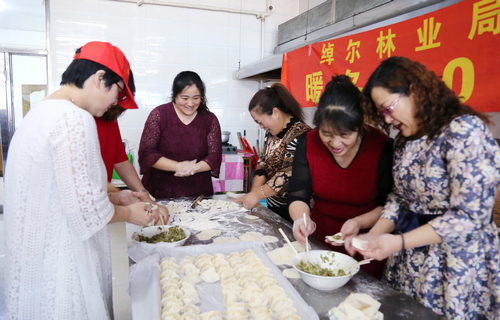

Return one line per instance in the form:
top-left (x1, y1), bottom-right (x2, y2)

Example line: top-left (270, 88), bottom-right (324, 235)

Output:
top-left (138, 189), bottom-right (148, 194)
top-left (260, 185), bottom-right (267, 198)
top-left (400, 233), bottom-right (405, 252)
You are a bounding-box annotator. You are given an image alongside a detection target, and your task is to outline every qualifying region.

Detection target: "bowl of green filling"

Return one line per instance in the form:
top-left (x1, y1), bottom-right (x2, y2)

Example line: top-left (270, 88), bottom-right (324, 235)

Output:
top-left (132, 225), bottom-right (190, 248)
top-left (291, 250), bottom-right (359, 291)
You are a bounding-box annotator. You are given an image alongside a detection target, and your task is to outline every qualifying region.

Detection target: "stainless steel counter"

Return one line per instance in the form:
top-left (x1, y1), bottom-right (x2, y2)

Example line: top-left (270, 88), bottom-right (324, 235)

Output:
top-left (130, 196), bottom-right (445, 320)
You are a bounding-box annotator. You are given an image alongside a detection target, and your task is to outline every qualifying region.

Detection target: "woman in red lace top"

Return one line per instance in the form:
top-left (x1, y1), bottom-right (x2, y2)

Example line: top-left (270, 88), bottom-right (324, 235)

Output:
top-left (288, 75), bottom-right (393, 278)
top-left (139, 71), bottom-right (222, 199)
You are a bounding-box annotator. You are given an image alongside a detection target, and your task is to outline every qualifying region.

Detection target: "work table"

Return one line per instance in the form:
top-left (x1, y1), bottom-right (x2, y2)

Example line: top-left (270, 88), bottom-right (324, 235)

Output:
top-left (126, 195), bottom-right (445, 320)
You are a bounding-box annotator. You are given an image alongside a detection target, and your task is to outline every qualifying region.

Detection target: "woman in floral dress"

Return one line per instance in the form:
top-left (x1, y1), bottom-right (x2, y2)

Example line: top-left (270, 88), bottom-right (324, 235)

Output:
top-left (349, 56), bottom-right (500, 319)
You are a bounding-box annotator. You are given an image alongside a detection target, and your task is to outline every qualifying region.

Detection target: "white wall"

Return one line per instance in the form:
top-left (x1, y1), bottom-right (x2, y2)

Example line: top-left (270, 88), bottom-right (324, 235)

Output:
top-left (299, 0), bottom-right (327, 14)
top-left (48, 0), bottom-right (301, 150)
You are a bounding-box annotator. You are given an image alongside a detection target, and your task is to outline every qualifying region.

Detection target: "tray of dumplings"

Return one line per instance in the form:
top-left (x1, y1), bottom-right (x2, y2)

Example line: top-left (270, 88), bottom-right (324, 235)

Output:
top-left (129, 241), bottom-right (319, 320)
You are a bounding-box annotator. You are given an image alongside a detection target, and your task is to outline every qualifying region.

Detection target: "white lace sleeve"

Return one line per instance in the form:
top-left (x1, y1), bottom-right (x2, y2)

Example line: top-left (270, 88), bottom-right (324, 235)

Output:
top-left (48, 109), bottom-right (114, 241)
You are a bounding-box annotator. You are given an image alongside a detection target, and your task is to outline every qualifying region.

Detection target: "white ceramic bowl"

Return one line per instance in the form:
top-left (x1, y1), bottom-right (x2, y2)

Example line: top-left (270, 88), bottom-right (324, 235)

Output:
top-left (132, 225), bottom-right (190, 248)
top-left (291, 250), bottom-right (359, 291)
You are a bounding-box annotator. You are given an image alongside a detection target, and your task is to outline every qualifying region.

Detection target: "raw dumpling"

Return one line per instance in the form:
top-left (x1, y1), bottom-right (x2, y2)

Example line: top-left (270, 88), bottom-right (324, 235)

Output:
top-left (160, 277), bottom-right (179, 288)
top-left (162, 289), bottom-right (183, 299)
top-left (352, 237), bottom-right (373, 251)
top-left (182, 263), bottom-right (200, 275)
top-left (200, 310), bottom-right (223, 320)
top-left (181, 273), bottom-right (202, 285)
top-left (226, 302), bottom-right (249, 312)
top-left (161, 297), bottom-right (182, 308)
top-left (183, 304), bottom-right (201, 315)
top-left (161, 257), bottom-right (177, 264)
top-left (270, 296), bottom-right (294, 311)
top-left (195, 259), bottom-right (213, 270)
top-left (180, 256), bottom-right (196, 267)
top-left (251, 306), bottom-right (272, 319)
top-left (227, 252), bottom-right (240, 260)
top-left (241, 249), bottom-right (255, 256)
top-left (248, 292), bottom-right (269, 308)
top-left (200, 265), bottom-right (216, 274)
top-left (212, 253), bottom-right (225, 261)
top-left (241, 284), bottom-right (261, 301)
top-left (182, 313), bottom-right (201, 320)
top-left (224, 310), bottom-right (249, 320)
top-left (276, 306), bottom-right (298, 320)
top-left (201, 269), bottom-right (220, 284)
top-left (181, 293), bottom-right (200, 305)
top-left (162, 312), bottom-right (183, 320)
top-left (223, 290), bottom-right (242, 306)
top-left (161, 269), bottom-right (180, 280)
top-left (197, 253), bottom-right (212, 260)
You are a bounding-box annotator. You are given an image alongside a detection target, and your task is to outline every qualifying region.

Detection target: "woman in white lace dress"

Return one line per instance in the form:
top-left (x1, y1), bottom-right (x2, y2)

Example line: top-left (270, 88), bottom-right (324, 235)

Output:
top-left (4, 42), bottom-right (159, 319)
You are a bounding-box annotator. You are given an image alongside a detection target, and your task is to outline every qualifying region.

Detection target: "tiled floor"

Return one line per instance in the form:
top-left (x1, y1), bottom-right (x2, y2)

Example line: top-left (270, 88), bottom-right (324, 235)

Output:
top-left (0, 193), bottom-right (133, 319)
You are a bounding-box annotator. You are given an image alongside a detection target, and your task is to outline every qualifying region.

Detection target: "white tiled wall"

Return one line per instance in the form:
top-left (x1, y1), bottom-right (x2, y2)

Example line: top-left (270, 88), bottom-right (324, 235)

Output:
top-left (48, 0), bottom-right (300, 150)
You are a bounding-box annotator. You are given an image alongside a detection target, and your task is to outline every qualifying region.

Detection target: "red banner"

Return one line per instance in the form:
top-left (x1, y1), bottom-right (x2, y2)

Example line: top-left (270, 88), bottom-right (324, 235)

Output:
top-left (282, 0), bottom-right (500, 112)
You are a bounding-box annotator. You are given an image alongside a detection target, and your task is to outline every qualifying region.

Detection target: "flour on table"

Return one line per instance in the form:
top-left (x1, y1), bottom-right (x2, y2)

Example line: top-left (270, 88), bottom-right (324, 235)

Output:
top-left (196, 229), bottom-right (221, 240)
top-left (283, 268), bottom-right (301, 279)
top-left (267, 241), bottom-right (308, 265)
top-left (239, 231), bottom-right (264, 243)
top-left (261, 235), bottom-right (278, 243)
top-left (244, 215), bottom-right (259, 220)
top-left (213, 236), bottom-right (241, 244)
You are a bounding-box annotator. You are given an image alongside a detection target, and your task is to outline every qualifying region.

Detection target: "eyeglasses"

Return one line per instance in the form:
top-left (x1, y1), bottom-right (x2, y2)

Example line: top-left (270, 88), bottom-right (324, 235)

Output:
top-left (116, 83), bottom-right (127, 102)
top-left (377, 93), bottom-right (403, 119)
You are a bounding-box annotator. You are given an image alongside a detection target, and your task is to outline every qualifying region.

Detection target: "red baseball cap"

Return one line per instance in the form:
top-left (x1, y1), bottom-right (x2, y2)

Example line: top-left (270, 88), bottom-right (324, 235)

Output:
top-left (73, 41), bottom-right (138, 110)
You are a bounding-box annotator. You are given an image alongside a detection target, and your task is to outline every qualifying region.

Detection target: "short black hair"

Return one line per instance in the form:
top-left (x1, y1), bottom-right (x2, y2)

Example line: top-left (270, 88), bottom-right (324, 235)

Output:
top-left (171, 71), bottom-right (209, 113)
top-left (313, 75), bottom-right (364, 135)
top-left (60, 48), bottom-right (123, 89)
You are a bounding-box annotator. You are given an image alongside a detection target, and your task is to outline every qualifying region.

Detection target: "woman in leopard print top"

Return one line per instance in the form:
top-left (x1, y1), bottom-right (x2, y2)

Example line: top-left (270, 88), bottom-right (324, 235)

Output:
top-left (235, 83), bottom-right (311, 222)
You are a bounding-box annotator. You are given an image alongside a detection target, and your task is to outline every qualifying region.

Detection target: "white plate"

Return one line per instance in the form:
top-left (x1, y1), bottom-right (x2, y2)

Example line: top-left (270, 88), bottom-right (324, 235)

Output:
top-left (132, 225), bottom-right (190, 248)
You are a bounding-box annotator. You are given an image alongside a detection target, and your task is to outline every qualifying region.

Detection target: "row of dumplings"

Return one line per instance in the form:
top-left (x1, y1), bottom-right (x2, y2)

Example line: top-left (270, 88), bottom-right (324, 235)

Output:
top-left (160, 257), bottom-right (201, 320)
top-left (212, 249), bottom-right (300, 320)
top-left (160, 256), bottom-right (231, 320)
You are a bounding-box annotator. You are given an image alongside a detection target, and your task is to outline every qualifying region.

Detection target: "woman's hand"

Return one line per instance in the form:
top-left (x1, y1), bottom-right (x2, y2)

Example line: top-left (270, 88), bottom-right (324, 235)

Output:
top-left (127, 202), bottom-right (155, 226)
top-left (155, 204), bottom-right (170, 225)
top-left (109, 190), bottom-right (140, 206)
top-left (234, 192), bottom-right (260, 210)
top-left (292, 218), bottom-right (317, 246)
top-left (344, 233), bottom-right (376, 256)
top-left (325, 218), bottom-right (362, 247)
top-left (174, 160), bottom-right (197, 177)
top-left (347, 233), bottom-right (401, 260)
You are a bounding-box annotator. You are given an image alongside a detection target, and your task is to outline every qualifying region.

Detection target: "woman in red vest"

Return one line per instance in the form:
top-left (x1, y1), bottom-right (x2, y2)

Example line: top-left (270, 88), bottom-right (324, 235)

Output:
top-left (288, 75), bottom-right (393, 278)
